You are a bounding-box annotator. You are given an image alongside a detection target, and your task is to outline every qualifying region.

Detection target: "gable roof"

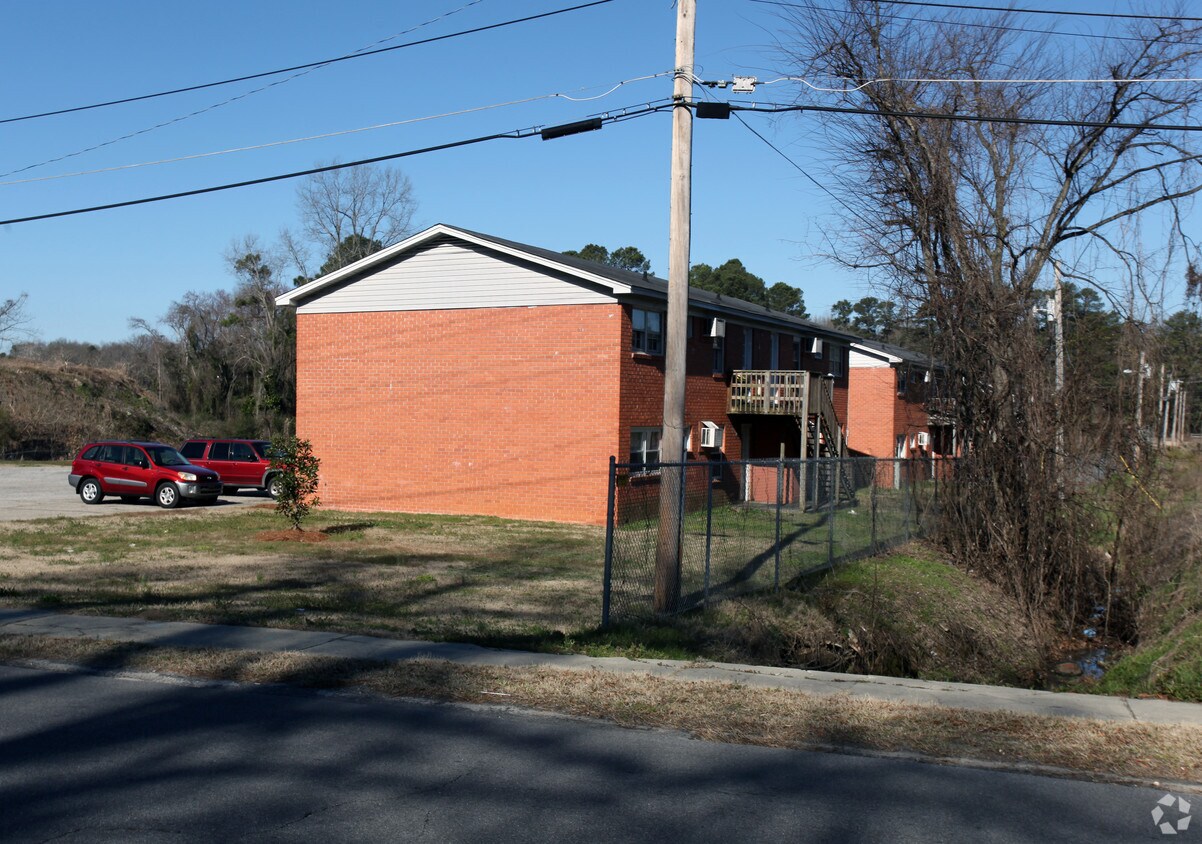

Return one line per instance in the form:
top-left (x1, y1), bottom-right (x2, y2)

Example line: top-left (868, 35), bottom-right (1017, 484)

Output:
top-left (851, 337), bottom-right (939, 368)
top-left (276, 223), bottom-right (858, 342)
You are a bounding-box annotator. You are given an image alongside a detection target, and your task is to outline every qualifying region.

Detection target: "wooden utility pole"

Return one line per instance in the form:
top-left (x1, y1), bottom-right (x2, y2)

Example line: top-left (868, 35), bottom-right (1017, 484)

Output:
top-left (653, 0), bottom-right (696, 613)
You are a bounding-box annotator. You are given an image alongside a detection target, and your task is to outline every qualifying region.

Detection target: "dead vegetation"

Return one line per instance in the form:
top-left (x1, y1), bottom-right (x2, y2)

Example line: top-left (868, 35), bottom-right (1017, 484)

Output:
top-left (0, 357), bottom-right (188, 458)
top-left (2, 633), bottom-right (1199, 786)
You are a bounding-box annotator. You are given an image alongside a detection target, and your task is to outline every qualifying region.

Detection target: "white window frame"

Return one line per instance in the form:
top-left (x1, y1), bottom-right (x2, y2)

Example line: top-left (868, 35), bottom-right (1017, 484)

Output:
top-left (631, 308), bottom-right (663, 355)
top-left (630, 427), bottom-right (662, 473)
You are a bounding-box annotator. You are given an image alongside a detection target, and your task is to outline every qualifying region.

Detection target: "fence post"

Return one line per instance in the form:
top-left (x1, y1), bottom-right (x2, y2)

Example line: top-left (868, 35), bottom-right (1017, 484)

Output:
top-left (602, 455), bottom-right (616, 627)
top-left (775, 447), bottom-right (784, 592)
top-left (827, 458), bottom-right (837, 569)
top-left (871, 459), bottom-right (879, 553)
top-left (704, 460), bottom-right (714, 607)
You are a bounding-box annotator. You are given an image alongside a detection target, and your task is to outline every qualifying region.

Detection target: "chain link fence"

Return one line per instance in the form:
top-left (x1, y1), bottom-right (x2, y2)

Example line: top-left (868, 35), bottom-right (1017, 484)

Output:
top-left (602, 456), bottom-right (946, 624)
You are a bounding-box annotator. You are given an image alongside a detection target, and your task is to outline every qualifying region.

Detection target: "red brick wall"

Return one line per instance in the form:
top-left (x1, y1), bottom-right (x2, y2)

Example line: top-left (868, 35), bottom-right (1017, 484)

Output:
top-left (847, 367), bottom-right (897, 458)
top-left (848, 365), bottom-right (932, 459)
top-left (296, 305), bottom-right (622, 524)
top-left (617, 310), bottom-right (746, 465)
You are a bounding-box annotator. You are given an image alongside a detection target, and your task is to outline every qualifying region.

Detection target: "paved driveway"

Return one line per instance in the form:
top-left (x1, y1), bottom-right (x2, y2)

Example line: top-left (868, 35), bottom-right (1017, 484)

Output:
top-left (0, 465), bottom-right (264, 522)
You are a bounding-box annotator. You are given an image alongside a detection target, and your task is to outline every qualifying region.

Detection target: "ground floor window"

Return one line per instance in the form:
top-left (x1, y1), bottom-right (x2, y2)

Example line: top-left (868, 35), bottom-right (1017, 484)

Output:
top-left (630, 427), bottom-right (661, 472)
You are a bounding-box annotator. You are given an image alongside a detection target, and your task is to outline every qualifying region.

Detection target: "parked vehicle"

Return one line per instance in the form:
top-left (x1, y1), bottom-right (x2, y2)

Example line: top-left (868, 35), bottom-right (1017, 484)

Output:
top-left (69, 441), bottom-right (222, 508)
top-left (179, 438), bottom-right (282, 498)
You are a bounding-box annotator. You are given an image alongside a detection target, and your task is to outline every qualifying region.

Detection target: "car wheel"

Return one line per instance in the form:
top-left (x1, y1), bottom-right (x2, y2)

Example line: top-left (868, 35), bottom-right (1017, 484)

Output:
top-left (267, 475), bottom-right (283, 499)
top-left (155, 483), bottom-right (181, 509)
top-left (120, 495), bottom-right (140, 504)
top-left (79, 478), bottom-right (104, 505)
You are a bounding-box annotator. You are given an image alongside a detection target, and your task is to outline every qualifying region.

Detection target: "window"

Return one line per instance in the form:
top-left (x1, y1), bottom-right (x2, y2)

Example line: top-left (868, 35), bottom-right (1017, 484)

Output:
top-left (897, 366), bottom-right (908, 396)
top-left (792, 336), bottom-right (802, 369)
top-left (81, 445), bottom-right (100, 460)
top-left (828, 344), bottom-right (844, 376)
top-left (632, 308), bottom-right (663, 354)
top-left (180, 441), bottom-right (205, 460)
top-left (712, 335), bottom-right (725, 374)
top-left (123, 446), bottom-right (149, 469)
top-left (209, 441), bottom-right (231, 460)
top-left (743, 328), bottom-right (753, 368)
top-left (770, 333), bottom-right (780, 370)
top-left (630, 428), bottom-right (661, 472)
top-left (229, 442), bottom-right (256, 461)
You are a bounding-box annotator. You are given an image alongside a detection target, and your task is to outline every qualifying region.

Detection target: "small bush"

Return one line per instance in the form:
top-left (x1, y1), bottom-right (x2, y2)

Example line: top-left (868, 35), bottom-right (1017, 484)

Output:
top-left (269, 436), bottom-right (321, 531)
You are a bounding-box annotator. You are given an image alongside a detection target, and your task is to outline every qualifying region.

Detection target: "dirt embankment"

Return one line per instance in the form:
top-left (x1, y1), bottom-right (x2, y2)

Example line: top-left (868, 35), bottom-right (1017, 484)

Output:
top-left (0, 358), bottom-right (188, 458)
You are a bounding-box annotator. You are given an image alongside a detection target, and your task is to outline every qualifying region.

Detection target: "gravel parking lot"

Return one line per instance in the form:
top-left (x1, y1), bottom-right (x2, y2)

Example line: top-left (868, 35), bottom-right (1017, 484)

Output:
top-left (0, 465), bottom-right (264, 522)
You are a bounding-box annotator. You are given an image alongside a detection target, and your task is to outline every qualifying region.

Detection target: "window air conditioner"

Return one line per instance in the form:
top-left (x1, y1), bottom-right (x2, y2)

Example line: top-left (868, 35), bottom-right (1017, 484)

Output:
top-left (700, 421), bottom-right (724, 449)
top-left (810, 337), bottom-right (824, 357)
top-left (916, 432), bottom-right (931, 448)
top-left (709, 318), bottom-right (726, 339)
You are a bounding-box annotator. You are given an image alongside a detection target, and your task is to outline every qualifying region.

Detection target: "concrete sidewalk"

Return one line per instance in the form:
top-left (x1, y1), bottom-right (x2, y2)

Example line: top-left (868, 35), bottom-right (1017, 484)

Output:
top-left (3, 607), bottom-right (1200, 725)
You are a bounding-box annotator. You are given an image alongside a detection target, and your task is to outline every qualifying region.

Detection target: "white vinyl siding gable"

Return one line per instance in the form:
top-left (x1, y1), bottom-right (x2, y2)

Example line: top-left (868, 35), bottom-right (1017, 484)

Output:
top-left (294, 241), bottom-right (616, 314)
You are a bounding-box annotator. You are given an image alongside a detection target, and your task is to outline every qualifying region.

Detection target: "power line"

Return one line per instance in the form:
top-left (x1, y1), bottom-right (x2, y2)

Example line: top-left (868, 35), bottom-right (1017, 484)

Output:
top-left (0, 72), bottom-right (674, 186)
top-left (728, 100), bottom-right (1202, 132)
top-left (754, 0), bottom-right (1202, 23)
top-left (730, 110), bottom-right (879, 230)
top-left (0, 0), bottom-right (616, 126)
top-left (763, 74), bottom-right (1202, 93)
top-left (763, 0), bottom-right (1181, 47)
top-left (868, 0), bottom-right (1202, 22)
top-left (0, 105), bottom-right (669, 227)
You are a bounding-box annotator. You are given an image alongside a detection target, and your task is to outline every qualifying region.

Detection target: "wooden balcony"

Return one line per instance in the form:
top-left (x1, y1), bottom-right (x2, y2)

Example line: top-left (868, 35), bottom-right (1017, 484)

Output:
top-left (729, 370), bottom-right (816, 416)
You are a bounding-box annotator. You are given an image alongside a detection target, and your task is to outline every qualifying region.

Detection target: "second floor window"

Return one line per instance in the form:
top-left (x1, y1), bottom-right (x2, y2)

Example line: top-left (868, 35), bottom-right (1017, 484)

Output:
top-left (712, 335), bottom-right (725, 374)
top-left (632, 308), bottom-right (663, 354)
top-left (828, 344), bottom-right (844, 376)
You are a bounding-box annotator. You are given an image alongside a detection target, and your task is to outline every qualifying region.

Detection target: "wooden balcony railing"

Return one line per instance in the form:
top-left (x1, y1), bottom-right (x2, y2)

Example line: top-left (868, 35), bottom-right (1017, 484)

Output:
top-left (729, 370), bottom-right (814, 416)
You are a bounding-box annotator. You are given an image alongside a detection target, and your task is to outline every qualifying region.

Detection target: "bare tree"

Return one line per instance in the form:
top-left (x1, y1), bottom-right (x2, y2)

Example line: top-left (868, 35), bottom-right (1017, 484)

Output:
top-left (777, 2), bottom-right (1202, 616)
top-left (0, 293), bottom-right (31, 350)
top-left (224, 235), bottom-right (295, 429)
top-left (290, 164), bottom-right (418, 279)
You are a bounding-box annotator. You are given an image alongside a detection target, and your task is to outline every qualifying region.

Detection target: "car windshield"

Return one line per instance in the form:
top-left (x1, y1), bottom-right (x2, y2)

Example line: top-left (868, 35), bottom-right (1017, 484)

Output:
top-left (146, 446), bottom-right (190, 467)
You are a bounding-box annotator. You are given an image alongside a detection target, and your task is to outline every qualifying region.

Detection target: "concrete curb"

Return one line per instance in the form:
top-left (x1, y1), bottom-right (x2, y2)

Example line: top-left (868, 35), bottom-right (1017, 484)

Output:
top-left (3, 607), bottom-right (1200, 725)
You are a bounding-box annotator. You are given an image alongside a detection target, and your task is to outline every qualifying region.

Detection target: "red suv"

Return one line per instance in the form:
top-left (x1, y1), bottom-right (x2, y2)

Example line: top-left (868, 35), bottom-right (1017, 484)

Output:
top-left (180, 438), bottom-right (281, 498)
top-left (69, 441), bottom-right (223, 508)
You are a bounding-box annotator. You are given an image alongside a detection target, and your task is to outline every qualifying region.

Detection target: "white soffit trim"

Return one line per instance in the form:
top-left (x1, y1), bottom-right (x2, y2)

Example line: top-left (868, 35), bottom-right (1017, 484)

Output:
top-left (275, 223), bottom-right (635, 307)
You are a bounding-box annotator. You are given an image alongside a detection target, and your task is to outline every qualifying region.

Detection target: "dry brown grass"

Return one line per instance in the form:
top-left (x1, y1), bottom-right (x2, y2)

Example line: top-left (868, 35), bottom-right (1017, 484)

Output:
top-left (0, 510), bottom-right (604, 644)
top-left (3, 633), bottom-right (1200, 787)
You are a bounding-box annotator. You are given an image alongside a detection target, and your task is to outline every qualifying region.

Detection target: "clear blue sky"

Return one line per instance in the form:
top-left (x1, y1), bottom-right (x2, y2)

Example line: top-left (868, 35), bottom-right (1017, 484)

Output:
top-left (2, 0), bottom-right (1194, 347)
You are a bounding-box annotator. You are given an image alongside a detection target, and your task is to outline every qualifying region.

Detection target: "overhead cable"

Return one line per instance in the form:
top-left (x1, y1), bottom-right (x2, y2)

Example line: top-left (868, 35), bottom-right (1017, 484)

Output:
top-left (751, 0), bottom-right (1202, 23)
top-left (0, 72), bottom-right (674, 186)
top-left (727, 100), bottom-right (1202, 132)
top-left (0, 104), bottom-right (670, 227)
top-left (789, 2), bottom-right (1172, 47)
top-left (0, 0), bottom-right (616, 126)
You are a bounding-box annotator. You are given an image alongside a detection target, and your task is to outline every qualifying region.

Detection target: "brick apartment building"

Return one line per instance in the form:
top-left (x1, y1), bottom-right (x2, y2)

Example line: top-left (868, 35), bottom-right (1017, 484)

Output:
top-left (846, 338), bottom-right (958, 462)
top-left (276, 224), bottom-right (859, 525)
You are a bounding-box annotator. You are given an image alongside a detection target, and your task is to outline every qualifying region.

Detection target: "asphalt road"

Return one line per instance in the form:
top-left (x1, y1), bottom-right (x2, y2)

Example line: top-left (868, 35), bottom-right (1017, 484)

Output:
top-left (0, 663), bottom-right (1184, 843)
top-left (0, 464), bottom-right (264, 521)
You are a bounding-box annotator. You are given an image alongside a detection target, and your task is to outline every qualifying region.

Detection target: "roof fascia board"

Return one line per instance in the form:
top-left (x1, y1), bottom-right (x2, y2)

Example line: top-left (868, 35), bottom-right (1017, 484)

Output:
top-left (276, 223), bottom-right (634, 308)
top-left (851, 341), bottom-right (903, 365)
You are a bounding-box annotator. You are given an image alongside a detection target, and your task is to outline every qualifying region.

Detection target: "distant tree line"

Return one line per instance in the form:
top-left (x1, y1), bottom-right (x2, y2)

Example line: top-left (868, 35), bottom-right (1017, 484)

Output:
top-left (6, 165), bottom-right (417, 438)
